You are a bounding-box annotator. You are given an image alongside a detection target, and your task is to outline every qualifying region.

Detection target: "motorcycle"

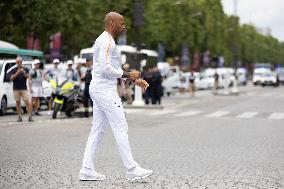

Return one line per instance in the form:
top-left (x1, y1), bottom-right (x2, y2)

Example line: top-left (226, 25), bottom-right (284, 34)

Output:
top-left (50, 78), bottom-right (81, 119)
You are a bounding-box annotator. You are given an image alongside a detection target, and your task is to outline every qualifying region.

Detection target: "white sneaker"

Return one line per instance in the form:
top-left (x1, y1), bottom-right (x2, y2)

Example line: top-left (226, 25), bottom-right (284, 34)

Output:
top-left (127, 166), bottom-right (153, 181)
top-left (79, 169), bottom-right (106, 181)
top-left (47, 110), bottom-right (52, 116)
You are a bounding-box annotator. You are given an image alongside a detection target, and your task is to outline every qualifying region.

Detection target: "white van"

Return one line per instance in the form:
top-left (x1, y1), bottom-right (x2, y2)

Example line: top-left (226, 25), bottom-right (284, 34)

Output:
top-left (0, 59), bottom-right (17, 115)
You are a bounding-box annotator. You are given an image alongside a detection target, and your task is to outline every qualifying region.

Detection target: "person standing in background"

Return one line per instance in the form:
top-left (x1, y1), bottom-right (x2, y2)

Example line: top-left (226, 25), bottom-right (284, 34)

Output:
top-left (44, 58), bottom-right (61, 116)
top-left (189, 71), bottom-right (195, 97)
top-left (29, 59), bottom-right (43, 115)
top-left (76, 58), bottom-right (87, 92)
top-left (213, 71), bottom-right (219, 95)
top-left (66, 60), bottom-right (79, 82)
top-left (83, 58), bottom-right (93, 117)
top-left (10, 57), bottom-right (33, 122)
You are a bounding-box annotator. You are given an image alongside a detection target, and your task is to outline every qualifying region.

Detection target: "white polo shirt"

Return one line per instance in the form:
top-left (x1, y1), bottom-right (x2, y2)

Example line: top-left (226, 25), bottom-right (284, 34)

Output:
top-left (90, 31), bottom-right (123, 93)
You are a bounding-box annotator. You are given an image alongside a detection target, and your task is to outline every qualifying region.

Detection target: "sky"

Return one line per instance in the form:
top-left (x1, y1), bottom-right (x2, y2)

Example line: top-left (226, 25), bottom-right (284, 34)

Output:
top-left (221, 0), bottom-right (284, 42)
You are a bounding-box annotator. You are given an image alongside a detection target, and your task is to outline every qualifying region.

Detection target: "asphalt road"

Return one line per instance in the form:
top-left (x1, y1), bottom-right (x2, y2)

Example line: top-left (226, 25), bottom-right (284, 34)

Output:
top-left (0, 85), bottom-right (284, 189)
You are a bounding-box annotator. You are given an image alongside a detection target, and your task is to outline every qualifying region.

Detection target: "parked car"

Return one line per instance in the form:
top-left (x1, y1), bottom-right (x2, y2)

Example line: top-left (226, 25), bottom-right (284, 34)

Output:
top-left (198, 68), bottom-right (230, 90)
top-left (181, 72), bottom-right (200, 90)
top-left (162, 66), bottom-right (181, 96)
top-left (237, 68), bottom-right (248, 85)
top-left (253, 68), bottom-right (278, 86)
top-left (276, 68), bottom-right (284, 85)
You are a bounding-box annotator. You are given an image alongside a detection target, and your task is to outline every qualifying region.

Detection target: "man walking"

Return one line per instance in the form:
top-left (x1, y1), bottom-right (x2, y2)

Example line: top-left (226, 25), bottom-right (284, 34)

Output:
top-left (79, 12), bottom-right (153, 181)
top-left (10, 57), bottom-right (33, 122)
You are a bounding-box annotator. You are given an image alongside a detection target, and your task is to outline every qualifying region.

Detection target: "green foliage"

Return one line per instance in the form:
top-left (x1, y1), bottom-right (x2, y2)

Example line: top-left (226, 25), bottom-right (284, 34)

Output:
top-left (1, 0), bottom-right (283, 65)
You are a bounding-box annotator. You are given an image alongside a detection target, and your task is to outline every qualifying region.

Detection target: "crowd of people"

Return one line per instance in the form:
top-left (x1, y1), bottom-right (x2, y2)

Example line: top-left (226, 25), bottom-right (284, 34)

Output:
top-left (9, 56), bottom-right (94, 122)
top-left (9, 54), bottom-right (167, 122)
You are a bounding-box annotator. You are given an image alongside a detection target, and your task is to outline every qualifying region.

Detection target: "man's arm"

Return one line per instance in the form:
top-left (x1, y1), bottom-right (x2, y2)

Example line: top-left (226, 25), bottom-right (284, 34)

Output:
top-left (98, 36), bottom-right (141, 81)
top-left (98, 36), bottom-right (124, 78)
top-left (23, 68), bottom-right (30, 79)
top-left (122, 70), bottom-right (140, 81)
top-left (10, 68), bottom-right (21, 81)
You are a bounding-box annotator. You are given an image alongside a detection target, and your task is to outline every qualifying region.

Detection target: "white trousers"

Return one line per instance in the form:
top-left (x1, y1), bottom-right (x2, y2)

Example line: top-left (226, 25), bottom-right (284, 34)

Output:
top-left (82, 89), bottom-right (138, 170)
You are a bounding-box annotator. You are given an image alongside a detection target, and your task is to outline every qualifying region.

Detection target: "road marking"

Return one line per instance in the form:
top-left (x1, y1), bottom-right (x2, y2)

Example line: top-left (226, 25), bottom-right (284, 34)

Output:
top-left (262, 93), bottom-right (271, 97)
top-left (268, 113), bottom-right (284, 120)
top-left (205, 111), bottom-right (230, 118)
top-left (236, 112), bottom-right (258, 119)
top-left (174, 110), bottom-right (203, 117)
top-left (148, 109), bottom-right (177, 116)
top-left (246, 92), bottom-right (255, 97)
top-left (125, 109), bottom-right (142, 114)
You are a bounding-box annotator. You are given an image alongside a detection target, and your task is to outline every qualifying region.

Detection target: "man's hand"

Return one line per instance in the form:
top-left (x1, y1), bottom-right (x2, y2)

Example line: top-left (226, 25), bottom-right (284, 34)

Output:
top-left (134, 78), bottom-right (149, 90)
top-left (128, 71), bottom-right (140, 80)
top-left (19, 68), bottom-right (25, 74)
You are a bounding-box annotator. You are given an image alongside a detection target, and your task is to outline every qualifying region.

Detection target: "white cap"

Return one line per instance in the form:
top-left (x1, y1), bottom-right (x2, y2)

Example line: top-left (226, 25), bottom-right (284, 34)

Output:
top-left (76, 58), bottom-right (86, 64)
top-left (53, 59), bottom-right (60, 64)
top-left (34, 59), bottom-right (40, 64)
top-left (67, 60), bottom-right (73, 65)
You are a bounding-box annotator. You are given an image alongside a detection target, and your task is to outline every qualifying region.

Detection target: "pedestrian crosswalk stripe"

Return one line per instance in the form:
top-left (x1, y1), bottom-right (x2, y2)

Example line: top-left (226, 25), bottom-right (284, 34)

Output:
top-left (125, 109), bottom-right (141, 114)
top-left (262, 93), bottom-right (271, 97)
top-left (236, 112), bottom-right (258, 119)
top-left (174, 110), bottom-right (203, 117)
top-left (205, 111), bottom-right (230, 118)
top-left (268, 113), bottom-right (284, 120)
top-left (148, 109), bottom-right (177, 116)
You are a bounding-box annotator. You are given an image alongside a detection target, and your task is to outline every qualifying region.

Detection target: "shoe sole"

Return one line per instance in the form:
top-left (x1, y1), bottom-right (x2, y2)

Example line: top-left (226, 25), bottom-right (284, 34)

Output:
top-left (79, 176), bottom-right (106, 181)
top-left (127, 171), bottom-right (153, 181)
top-left (79, 174), bottom-right (106, 181)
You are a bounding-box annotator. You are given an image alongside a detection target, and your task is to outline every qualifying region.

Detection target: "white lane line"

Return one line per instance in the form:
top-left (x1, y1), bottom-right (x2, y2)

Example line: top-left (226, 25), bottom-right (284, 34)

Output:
top-left (205, 111), bottom-right (230, 118)
top-left (236, 112), bottom-right (258, 119)
top-left (246, 92), bottom-right (255, 97)
top-left (268, 113), bottom-right (284, 120)
top-left (148, 109), bottom-right (177, 116)
top-left (125, 109), bottom-right (142, 114)
top-left (262, 93), bottom-right (271, 97)
top-left (174, 110), bottom-right (203, 117)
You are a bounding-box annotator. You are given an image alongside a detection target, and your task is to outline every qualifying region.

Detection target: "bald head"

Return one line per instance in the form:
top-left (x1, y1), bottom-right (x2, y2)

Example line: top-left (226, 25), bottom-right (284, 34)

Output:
top-left (104, 12), bottom-right (125, 39)
top-left (104, 12), bottom-right (122, 26)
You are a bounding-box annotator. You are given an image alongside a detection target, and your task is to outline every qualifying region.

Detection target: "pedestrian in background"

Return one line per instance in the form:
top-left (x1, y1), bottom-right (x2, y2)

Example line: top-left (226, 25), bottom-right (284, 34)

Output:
top-left (10, 57), bottom-right (33, 122)
top-left (83, 58), bottom-right (93, 117)
top-left (189, 71), bottom-right (195, 97)
top-left (29, 59), bottom-right (43, 115)
top-left (151, 67), bottom-right (163, 105)
top-left (144, 68), bottom-right (153, 105)
top-left (122, 63), bottom-right (134, 104)
top-left (44, 58), bottom-right (61, 115)
top-left (66, 60), bottom-right (79, 82)
top-left (76, 58), bottom-right (87, 92)
top-left (213, 71), bottom-right (219, 95)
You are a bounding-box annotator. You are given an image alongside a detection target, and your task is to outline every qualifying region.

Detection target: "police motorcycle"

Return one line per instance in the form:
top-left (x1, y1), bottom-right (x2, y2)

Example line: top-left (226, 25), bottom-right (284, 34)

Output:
top-left (50, 77), bottom-right (82, 119)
